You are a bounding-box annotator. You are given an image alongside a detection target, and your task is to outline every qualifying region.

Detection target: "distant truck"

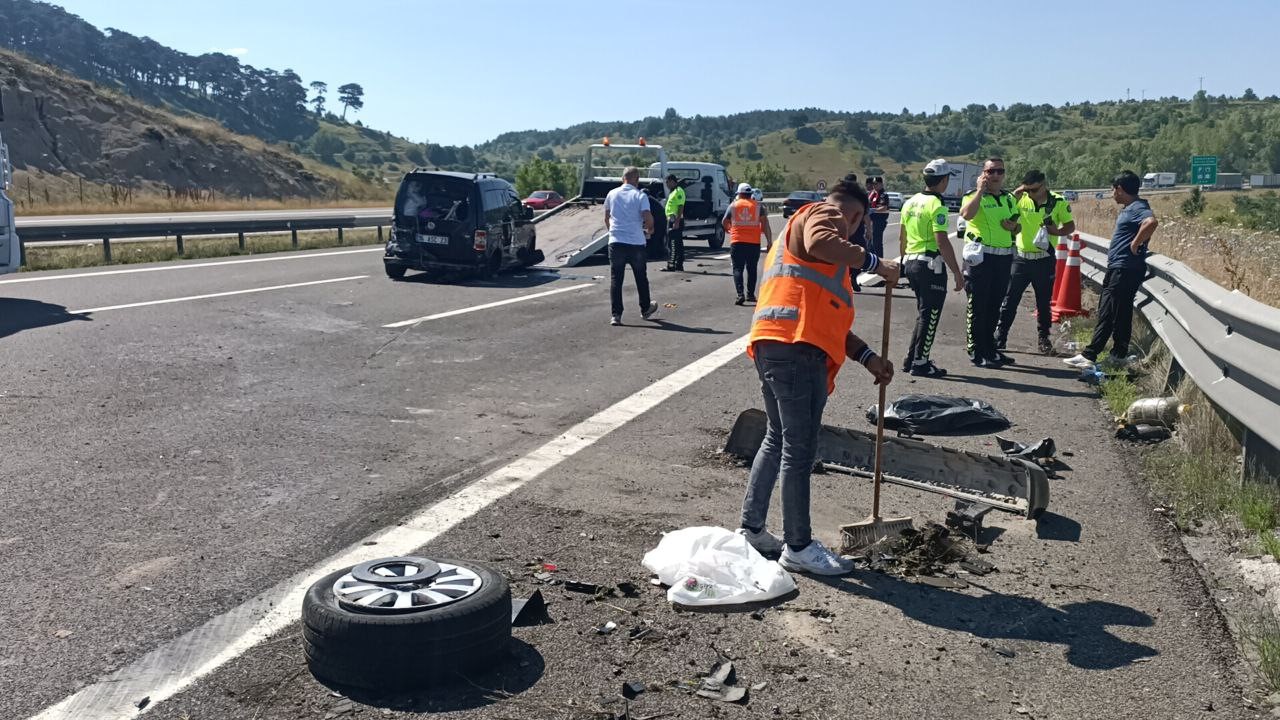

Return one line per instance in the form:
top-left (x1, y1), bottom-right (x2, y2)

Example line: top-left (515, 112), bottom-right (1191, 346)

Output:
top-left (0, 128), bottom-right (20, 275)
top-left (1142, 172), bottom-right (1176, 189)
top-left (941, 162), bottom-right (981, 211)
top-left (1251, 174), bottom-right (1280, 188)
top-left (1214, 173), bottom-right (1243, 190)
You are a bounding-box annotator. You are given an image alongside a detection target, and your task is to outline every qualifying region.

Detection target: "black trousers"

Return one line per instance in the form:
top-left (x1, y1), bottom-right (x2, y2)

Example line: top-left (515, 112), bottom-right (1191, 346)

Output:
top-left (904, 255), bottom-right (948, 366)
top-left (731, 242), bottom-right (761, 298)
top-left (997, 256), bottom-right (1055, 342)
top-left (609, 243), bottom-right (651, 317)
top-left (964, 252), bottom-right (1013, 361)
top-left (666, 219), bottom-right (684, 269)
top-left (869, 213), bottom-right (889, 257)
top-left (1084, 266), bottom-right (1146, 360)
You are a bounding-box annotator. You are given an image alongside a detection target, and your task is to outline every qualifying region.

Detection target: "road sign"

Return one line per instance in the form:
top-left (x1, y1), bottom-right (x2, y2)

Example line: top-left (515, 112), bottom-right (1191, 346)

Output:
top-left (1191, 155), bottom-right (1218, 186)
top-left (816, 179), bottom-right (827, 192)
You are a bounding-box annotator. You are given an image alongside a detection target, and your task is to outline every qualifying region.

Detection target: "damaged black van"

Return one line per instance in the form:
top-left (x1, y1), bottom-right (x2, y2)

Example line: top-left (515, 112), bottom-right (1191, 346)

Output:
top-left (383, 171), bottom-right (542, 279)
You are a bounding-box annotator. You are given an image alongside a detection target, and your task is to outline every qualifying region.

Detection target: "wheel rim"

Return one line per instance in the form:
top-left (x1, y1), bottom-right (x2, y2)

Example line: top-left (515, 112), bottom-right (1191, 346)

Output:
top-left (332, 560), bottom-right (483, 614)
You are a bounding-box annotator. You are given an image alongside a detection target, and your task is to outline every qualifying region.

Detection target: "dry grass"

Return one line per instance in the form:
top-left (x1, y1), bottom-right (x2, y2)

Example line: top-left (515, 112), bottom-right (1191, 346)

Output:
top-left (23, 229), bottom-right (381, 271)
top-left (1072, 191), bottom-right (1280, 307)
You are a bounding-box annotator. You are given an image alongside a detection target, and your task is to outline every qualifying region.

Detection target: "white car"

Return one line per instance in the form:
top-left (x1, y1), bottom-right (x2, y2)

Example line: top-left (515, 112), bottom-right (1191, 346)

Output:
top-left (886, 191), bottom-right (904, 210)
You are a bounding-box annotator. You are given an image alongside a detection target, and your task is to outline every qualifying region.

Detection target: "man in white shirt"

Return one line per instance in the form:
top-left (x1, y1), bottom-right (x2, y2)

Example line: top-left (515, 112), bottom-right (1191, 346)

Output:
top-left (603, 167), bottom-right (659, 325)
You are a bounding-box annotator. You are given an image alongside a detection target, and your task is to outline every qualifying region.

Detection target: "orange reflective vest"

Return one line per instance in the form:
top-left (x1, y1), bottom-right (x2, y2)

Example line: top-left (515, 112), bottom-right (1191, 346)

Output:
top-left (727, 198), bottom-right (763, 245)
top-left (747, 203), bottom-right (856, 394)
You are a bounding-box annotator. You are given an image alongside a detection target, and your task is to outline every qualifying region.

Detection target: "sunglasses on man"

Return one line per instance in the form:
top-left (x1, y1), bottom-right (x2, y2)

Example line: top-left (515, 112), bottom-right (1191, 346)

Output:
top-left (985, 168), bottom-right (1006, 176)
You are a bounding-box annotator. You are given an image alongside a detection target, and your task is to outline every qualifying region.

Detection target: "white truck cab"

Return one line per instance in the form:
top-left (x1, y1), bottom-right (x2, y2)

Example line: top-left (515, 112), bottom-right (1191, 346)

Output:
top-left (648, 160), bottom-right (732, 248)
top-left (0, 128), bottom-right (20, 275)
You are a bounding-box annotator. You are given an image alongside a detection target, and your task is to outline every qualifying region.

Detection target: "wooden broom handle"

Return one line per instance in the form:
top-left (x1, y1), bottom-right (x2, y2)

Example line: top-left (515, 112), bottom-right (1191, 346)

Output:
top-left (872, 282), bottom-right (892, 519)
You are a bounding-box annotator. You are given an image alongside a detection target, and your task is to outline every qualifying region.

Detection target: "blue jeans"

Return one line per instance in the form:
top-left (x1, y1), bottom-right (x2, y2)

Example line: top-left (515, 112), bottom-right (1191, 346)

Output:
top-left (740, 340), bottom-right (829, 548)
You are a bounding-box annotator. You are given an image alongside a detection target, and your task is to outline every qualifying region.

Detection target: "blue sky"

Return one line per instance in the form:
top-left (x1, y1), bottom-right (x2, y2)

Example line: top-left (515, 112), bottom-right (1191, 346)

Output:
top-left (48, 0), bottom-right (1280, 146)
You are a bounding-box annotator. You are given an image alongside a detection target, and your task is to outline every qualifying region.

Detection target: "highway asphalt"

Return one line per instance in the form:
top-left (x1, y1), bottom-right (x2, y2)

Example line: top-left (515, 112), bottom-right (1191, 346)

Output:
top-left (0, 215), bottom-right (1251, 718)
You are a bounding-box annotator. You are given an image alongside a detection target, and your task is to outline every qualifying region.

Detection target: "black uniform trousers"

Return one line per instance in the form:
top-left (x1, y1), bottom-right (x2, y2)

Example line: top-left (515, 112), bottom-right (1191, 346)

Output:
top-left (997, 255), bottom-right (1055, 343)
top-left (904, 254), bottom-right (948, 366)
top-left (965, 252), bottom-right (1013, 361)
top-left (1084, 265), bottom-right (1146, 361)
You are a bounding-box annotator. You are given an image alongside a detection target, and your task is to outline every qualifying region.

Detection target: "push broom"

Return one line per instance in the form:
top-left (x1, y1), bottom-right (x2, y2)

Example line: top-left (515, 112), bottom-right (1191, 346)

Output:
top-left (840, 281), bottom-right (913, 551)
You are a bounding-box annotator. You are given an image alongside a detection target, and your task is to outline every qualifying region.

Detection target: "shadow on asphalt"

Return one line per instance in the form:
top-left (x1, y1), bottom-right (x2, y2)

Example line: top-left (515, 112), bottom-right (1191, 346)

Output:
top-left (317, 638), bottom-right (544, 712)
top-left (818, 573), bottom-right (1157, 670)
top-left (1035, 511), bottom-right (1083, 542)
top-left (0, 297), bottom-right (92, 338)
top-left (631, 319), bottom-right (732, 335)
top-left (945, 373), bottom-right (1096, 400)
top-left (395, 268), bottom-right (569, 290)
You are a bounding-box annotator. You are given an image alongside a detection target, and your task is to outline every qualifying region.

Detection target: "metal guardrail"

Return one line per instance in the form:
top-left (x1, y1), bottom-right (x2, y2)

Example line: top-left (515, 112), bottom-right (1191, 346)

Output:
top-left (17, 213), bottom-right (392, 263)
top-left (1075, 232), bottom-right (1280, 478)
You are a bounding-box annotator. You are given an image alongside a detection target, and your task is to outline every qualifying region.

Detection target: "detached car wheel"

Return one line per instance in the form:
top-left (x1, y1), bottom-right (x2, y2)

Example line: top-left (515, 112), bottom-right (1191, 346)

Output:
top-left (302, 557), bottom-right (511, 690)
top-left (708, 222), bottom-right (725, 250)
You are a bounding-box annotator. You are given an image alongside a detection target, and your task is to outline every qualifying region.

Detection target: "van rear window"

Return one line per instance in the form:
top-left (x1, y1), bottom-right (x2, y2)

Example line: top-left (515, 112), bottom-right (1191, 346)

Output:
top-left (397, 178), bottom-right (471, 222)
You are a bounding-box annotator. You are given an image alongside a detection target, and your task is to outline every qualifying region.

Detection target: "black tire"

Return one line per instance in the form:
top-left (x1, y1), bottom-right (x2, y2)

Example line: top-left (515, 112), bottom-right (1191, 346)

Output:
top-left (519, 236), bottom-right (544, 268)
top-left (384, 264), bottom-right (407, 280)
top-left (479, 248), bottom-right (502, 279)
top-left (708, 221), bottom-right (725, 250)
top-left (301, 560), bottom-right (511, 690)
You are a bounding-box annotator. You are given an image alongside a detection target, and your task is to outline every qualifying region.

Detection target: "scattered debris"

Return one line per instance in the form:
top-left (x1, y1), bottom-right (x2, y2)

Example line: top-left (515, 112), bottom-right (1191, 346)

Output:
top-left (851, 522), bottom-right (990, 585)
top-left (52, 629), bottom-right (73, 639)
top-left (511, 589), bottom-right (554, 627)
top-left (533, 572), bottom-right (558, 584)
top-left (959, 559), bottom-right (997, 576)
top-left (595, 621), bottom-right (618, 635)
top-left (622, 681), bottom-right (646, 700)
top-left (1116, 423), bottom-right (1172, 442)
top-left (995, 435), bottom-right (1057, 461)
top-left (135, 697), bottom-right (150, 711)
top-left (663, 303), bottom-right (679, 309)
top-left (686, 660), bottom-right (748, 704)
top-left (616, 581), bottom-right (640, 598)
top-left (563, 580), bottom-right (608, 595)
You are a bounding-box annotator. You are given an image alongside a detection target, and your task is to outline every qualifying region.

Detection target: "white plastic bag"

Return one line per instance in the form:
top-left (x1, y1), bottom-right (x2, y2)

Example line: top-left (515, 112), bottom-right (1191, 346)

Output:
top-left (1032, 226), bottom-right (1052, 251)
top-left (641, 526), bottom-right (797, 607)
top-left (962, 240), bottom-right (985, 265)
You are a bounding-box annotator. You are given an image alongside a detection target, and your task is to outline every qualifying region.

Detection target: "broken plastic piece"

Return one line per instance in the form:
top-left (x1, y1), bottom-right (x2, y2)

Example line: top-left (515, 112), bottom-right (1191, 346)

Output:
top-left (616, 581), bottom-right (640, 597)
top-left (563, 580), bottom-right (605, 594)
top-left (995, 436), bottom-right (1057, 460)
top-left (511, 589), bottom-right (554, 626)
top-left (595, 621), bottom-right (618, 635)
top-left (622, 681), bottom-right (646, 700)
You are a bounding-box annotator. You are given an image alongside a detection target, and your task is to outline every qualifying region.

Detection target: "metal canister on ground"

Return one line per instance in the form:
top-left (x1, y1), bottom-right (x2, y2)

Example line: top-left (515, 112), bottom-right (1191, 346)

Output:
top-left (1124, 397), bottom-right (1185, 428)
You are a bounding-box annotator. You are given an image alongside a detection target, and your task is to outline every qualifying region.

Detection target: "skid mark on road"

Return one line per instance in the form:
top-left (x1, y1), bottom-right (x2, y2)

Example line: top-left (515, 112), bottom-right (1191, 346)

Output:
top-left (0, 248), bottom-right (383, 285)
top-left (382, 282), bottom-right (595, 328)
top-left (27, 333), bottom-right (750, 720)
top-left (68, 276), bottom-right (367, 314)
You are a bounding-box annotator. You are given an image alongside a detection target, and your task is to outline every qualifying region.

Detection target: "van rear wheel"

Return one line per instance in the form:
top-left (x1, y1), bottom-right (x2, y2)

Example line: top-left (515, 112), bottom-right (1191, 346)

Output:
top-left (708, 222), bottom-right (725, 250)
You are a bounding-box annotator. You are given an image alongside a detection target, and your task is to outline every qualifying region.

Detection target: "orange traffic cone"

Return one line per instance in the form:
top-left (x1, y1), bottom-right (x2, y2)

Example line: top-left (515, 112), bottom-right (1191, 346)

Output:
top-left (1050, 234), bottom-right (1070, 315)
top-left (1052, 234), bottom-right (1089, 322)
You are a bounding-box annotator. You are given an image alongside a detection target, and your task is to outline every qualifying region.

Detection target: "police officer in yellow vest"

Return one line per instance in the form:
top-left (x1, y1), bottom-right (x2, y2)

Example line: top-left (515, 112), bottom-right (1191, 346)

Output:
top-left (899, 159), bottom-right (965, 377)
top-left (997, 169), bottom-right (1076, 355)
top-left (959, 157), bottom-right (1020, 368)
top-left (737, 176), bottom-right (899, 575)
top-left (723, 183), bottom-right (775, 305)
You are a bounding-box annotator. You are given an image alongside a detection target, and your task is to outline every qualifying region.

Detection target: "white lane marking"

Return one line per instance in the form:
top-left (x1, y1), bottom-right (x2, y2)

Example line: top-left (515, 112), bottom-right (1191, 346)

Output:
top-left (0, 248), bottom-right (383, 285)
top-left (68, 276), bottom-right (367, 314)
top-left (27, 333), bottom-right (751, 720)
top-left (382, 283), bottom-right (594, 328)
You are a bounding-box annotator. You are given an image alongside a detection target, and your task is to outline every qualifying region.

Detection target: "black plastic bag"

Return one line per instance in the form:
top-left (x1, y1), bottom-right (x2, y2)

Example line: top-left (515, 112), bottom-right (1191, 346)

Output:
top-left (867, 395), bottom-right (1010, 434)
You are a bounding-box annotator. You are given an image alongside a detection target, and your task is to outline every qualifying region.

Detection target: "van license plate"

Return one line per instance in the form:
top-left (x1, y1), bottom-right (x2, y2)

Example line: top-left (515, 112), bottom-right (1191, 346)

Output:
top-left (418, 234), bottom-right (450, 245)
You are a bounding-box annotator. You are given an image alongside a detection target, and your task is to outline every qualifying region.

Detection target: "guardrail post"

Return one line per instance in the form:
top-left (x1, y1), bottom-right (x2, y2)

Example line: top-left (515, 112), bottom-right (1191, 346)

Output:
top-left (377, 225), bottom-right (383, 243)
top-left (1244, 431), bottom-right (1280, 485)
top-left (291, 225), bottom-right (298, 249)
top-left (102, 237), bottom-right (112, 263)
top-left (237, 232), bottom-right (246, 252)
top-left (19, 239), bottom-right (26, 267)
top-left (337, 227), bottom-right (344, 245)
top-left (175, 234), bottom-right (184, 256)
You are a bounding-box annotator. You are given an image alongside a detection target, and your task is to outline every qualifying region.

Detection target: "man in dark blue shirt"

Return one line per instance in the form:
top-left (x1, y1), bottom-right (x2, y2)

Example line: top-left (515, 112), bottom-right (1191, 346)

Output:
top-left (1064, 170), bottom-right (1159, 369)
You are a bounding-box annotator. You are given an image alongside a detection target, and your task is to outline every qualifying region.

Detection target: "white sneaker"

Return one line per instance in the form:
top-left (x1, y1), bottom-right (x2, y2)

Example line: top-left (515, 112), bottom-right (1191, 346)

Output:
top-left (642, 301), bottom-right (659, 320)
top-left (1062, 353), bottom-right (1095, 369)
top-left (736, 527), bottom-right (784, 556)
top-left (779, 540), bottom-right (855, 576)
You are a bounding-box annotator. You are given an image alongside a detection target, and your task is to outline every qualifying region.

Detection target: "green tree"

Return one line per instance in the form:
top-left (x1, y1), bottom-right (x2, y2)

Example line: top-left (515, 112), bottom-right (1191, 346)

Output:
top-left (515, 157), bottom-right (579, 197)
top-left (741, 162), bottom-right (786, 192)
top-left (312, 130), bottom-right (346, 158)
top-left (1193, 90), bottom-right (1210, 118)
top-left (337, 83), bottom-right (365, 119)
top-left (1244, 88), bottom-right (1259, 101)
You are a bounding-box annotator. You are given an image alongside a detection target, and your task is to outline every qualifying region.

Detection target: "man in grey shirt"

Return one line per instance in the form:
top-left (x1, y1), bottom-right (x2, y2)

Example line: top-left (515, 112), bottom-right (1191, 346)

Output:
top-left (603, 167), bottom-right (659, 326)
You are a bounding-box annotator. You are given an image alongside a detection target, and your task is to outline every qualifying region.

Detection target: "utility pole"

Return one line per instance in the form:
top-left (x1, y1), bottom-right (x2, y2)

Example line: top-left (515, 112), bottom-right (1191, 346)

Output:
top-left (1126, 88), bottom-right (1131, 101)
top-left (1199, 76), bottom-right (1205, 93)
top-left (1141, 89), bottom-right (1147, 101)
